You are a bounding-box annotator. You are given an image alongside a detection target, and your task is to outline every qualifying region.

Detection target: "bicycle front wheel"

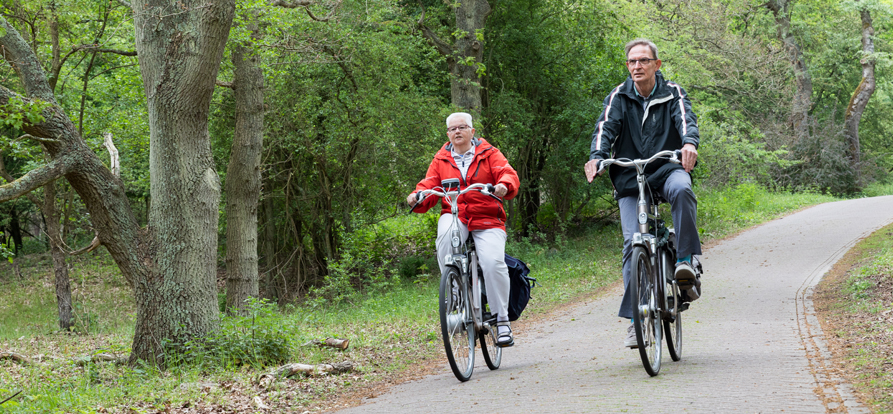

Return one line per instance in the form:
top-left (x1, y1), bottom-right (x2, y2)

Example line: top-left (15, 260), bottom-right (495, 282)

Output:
top-left (480, 323), bottom-right (502, 370)
top-left (439, 266), bottom-right (475, 381)
top-left (631, 246), bottom-right (662, 376)
top-left (664, 277), bottom-right (683, 361)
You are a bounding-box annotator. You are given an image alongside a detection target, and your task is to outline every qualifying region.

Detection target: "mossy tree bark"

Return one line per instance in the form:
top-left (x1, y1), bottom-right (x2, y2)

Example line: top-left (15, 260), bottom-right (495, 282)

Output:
top-left (224, 39), bottom-right (264, 316)
top-left (842, 3), bottom-right (876, 185)
top-left (130, 0), bottom-right (234, 362)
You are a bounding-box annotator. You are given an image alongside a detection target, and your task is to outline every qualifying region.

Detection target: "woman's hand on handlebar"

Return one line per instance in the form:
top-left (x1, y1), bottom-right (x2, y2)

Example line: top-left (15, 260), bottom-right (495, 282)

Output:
top-left (493, 183), bottom-right (508, 197)
top-left (406, 192), bottom-right (420, 206)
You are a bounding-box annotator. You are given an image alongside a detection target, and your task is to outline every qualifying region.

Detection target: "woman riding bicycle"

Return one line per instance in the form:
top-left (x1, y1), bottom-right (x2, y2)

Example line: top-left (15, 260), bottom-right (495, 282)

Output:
top-left (406, 112), bottom-right (520, 347)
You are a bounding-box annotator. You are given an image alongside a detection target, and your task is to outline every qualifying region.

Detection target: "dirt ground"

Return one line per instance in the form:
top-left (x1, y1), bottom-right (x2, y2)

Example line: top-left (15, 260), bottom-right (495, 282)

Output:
top-left (813, 226), bottom-right (893, 413)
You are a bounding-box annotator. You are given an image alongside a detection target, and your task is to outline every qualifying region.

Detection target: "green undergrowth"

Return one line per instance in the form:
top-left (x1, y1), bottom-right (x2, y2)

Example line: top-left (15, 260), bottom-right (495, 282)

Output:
top-left (0, 184), bottom-right (881, 413)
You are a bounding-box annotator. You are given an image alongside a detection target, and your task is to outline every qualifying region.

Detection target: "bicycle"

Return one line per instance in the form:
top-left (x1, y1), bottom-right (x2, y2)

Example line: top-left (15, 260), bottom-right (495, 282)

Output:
top-left (411, 179), bottom-right (504, 382)
top-left (596, 149), bottom-right (691, 376)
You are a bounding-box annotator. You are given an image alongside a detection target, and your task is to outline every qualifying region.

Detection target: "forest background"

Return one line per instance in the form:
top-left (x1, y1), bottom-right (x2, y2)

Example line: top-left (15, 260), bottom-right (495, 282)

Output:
top-left (0, 0), bottom-right (891, 412)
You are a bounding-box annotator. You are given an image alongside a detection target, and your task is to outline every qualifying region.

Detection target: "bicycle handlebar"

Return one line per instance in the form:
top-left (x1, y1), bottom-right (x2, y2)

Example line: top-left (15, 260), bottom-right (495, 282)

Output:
top-left (410, 183), bottom-right (500, 212)
top-left (596, 149), bottom-right (682, 175)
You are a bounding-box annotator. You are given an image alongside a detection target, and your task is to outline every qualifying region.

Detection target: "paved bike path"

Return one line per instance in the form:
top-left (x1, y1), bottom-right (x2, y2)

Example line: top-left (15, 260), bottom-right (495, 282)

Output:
top-left (337, 196), bottom-right (893, 413)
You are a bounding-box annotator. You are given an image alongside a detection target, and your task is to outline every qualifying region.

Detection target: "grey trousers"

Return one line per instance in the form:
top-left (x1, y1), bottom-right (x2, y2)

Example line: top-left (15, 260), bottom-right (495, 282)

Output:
top-left (436, 214), bottom-right (510, 322)
top-left (617, 169), bottom-right (701, 319)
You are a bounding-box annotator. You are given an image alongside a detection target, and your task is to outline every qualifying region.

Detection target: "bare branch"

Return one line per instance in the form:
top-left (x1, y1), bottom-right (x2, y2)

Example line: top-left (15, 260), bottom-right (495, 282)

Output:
top-left (104, 133), bottom-right (119, 177)
top-left (271, 0), bottom-right (313, 8)
top-left (417, 1), bottom-right (454, 57)
top-left (17, 133), bottom-right (60, 144)
top-left (0, 151), bottom-right (43, 206)
top-left (0, 155), bottom-right (73, 203)
top-left (68, 235), bottom-right (102, 255)
top-left (73, 44), bottom-right (137, 56)
top-left (0, 390), bottom-right (22, 405)
top-left (271, 0), bottom-right (341, 22)
top-left (216, 79), bottom-right (234, 89)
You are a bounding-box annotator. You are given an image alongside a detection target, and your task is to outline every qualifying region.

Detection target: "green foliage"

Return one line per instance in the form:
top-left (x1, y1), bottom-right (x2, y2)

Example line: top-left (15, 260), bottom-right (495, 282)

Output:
top-left (0, 96), bottom-right (49, 130)
top-left (484, 0), bottom-right (629, 235)
top-left (0, 243), bottom-right (13, 263)
top-left (164, 299), bottom-right (290, 370)
top-left (397, 255), bottom-right (438, 280)
top-left (306, 212), bottom-right (439, 306)
top-left (695, 109), bottom-right (794, 188)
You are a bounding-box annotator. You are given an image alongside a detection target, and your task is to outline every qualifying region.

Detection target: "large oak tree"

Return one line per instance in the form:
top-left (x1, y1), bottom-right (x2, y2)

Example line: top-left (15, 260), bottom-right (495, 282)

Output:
top-left (0, 0), bottom-right (235, 363)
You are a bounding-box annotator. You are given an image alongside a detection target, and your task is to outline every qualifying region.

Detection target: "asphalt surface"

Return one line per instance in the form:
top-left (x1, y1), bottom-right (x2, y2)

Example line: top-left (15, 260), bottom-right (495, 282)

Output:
top-left (337, 196), bottom-right (893, 413)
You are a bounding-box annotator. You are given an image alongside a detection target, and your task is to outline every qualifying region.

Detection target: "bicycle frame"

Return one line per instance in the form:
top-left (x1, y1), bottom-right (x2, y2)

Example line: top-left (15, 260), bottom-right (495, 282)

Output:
top-left (599, 150), bottom-right (681, 321)
top-left (416, 182), bottom-right (499, 332)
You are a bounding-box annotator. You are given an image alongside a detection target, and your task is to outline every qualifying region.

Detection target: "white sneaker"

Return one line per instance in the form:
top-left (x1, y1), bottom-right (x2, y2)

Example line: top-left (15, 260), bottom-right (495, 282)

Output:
top-left (624, 324), bottom-right (638, 348)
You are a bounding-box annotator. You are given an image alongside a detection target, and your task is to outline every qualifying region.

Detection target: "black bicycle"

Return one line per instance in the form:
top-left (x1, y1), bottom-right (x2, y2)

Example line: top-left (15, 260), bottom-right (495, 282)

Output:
top-left (597, 150), bottom-right (690, 376)
top-left (412, 179), bottom-right (503, 382)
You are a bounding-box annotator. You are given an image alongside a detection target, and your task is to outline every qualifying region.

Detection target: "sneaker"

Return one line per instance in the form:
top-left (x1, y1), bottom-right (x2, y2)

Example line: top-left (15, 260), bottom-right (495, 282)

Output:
top-left (681, 276), bottom-right (702, 302)
top-left (624, 324), bottom-right (638, 348)
top-left (675, 261), bottom-right (696, 287)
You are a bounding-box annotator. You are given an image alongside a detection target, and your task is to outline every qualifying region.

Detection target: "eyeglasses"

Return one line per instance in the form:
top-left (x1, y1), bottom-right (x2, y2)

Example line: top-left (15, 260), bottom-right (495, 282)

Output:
top-left (626, 58), bottom-right (656, 67)
top-left (447, 125), bottom-right (471, 133)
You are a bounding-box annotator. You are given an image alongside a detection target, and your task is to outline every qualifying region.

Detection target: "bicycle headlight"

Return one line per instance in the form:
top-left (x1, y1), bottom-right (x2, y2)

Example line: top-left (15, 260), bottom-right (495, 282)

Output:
top-left (451, 236), bottom-right (460, 247)
top-left (638, 212), bottom-right (647, 224)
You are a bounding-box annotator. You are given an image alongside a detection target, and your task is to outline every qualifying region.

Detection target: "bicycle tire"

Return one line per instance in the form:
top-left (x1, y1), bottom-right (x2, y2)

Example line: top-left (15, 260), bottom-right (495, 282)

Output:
top-left (479, 323), bottom-right (502, 370)
top-left (439, 266), bottom-right (475, 381)
top-left (631, 246), bottom-right (662, 376)
top-left (664, 278), bottom-right (683, 362)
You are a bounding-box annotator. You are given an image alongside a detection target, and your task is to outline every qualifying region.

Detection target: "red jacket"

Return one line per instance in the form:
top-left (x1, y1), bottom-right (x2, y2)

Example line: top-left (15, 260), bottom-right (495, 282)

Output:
top-left (413, 138), bottom-right (520, 232)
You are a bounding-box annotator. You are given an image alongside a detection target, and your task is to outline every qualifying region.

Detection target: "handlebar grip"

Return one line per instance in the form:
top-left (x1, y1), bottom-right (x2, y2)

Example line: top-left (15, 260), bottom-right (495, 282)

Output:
top-left (416, 191), bottom-right (423, 201)
top-left (486, 184), bottom-right (495, 193)
top-left (674, 149), bottom-right (682, 161)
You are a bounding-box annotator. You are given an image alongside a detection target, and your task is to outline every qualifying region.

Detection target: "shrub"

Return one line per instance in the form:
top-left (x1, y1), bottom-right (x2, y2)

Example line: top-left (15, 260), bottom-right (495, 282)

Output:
top-left (164, 299), bottom-right (291, 369)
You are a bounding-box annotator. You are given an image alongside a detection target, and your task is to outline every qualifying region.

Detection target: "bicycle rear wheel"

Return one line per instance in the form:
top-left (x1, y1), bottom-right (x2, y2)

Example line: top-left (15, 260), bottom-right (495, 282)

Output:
top-left (631, 246), bottom-right (662, 376)
top-left (439, 266), bottom-right (475, 381)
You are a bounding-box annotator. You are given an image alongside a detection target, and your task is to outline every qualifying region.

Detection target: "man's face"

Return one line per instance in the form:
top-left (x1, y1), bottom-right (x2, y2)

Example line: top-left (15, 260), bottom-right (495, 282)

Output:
top-left (626, 44), bottom-right (661, 84)
top-left (447, 117), bottom-right (474, 149)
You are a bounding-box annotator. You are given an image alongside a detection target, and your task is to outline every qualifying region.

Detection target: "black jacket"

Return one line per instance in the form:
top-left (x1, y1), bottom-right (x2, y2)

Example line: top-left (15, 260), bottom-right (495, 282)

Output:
top-left (589, 71), bottom-right (699, 198)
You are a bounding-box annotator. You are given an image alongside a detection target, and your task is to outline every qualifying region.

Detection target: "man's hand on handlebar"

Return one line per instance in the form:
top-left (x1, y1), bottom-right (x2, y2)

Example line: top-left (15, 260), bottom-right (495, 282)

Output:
top-left (406, 192), bottom-right (419, 206)
top-left (584, 159), bottom-right (603, 183)
top-left (680, 143), bottom-right (698, 172)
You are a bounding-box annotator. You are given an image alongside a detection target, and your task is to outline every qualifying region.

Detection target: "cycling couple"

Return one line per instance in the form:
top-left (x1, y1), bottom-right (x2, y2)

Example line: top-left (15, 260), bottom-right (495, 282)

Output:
top-left (407, 38), bottom-right (702, 349)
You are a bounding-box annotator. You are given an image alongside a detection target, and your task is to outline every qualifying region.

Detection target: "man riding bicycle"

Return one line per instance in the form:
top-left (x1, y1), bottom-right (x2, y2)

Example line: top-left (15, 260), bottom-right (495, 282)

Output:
top-left (583, 38), bottom-right (703, 348)
top-left (407, 112), bottom-right (521, 347)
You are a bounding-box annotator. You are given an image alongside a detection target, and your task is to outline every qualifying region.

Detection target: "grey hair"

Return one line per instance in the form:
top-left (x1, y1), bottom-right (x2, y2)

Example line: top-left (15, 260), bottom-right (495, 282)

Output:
top-left (624, 38), bottom-right (659, 60)
top-left (446, 112), bottom-right (474, 129)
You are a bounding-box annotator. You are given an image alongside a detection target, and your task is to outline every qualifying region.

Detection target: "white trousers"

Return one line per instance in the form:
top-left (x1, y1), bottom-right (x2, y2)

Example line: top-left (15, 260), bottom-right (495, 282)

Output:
top-left (436, 214), bottom-right (510, 322)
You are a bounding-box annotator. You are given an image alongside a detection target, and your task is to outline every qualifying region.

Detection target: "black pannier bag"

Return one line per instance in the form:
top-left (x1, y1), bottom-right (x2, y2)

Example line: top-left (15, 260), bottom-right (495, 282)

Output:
top-left (505, 254), bottom-right (536, 321)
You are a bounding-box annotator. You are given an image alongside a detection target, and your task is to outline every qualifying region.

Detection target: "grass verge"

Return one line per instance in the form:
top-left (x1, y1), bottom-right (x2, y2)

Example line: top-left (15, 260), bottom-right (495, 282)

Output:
top-left (814, 221), bottom-right (893, 413)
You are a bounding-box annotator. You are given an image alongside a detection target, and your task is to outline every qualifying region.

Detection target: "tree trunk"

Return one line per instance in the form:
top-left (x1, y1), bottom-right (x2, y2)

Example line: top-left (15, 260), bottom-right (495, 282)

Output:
top-left (262, 194), bottom-right (277, 298)
top-left (130, 0), bottom-right (235, 362)
top-left (451, 0), bottom-right (490, 115)
top-left (225, 41), bottom-right (264, 315)
top-left (765, 0), bottom-right (812, 142)
top-left (0, 0), bottom-right (235, 365)
top-left (45, 181), bottom-right (73, 331)
top-left (842, 5), bottom-right (876, 184)
top-left (418, 0), bottom-right (491, 116)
